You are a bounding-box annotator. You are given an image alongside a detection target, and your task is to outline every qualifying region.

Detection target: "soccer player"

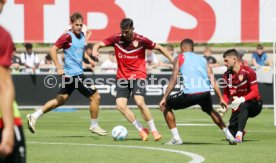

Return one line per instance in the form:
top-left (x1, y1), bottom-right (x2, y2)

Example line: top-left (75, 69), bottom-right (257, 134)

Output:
top-left (217, 49), bottom-right (262, 143)
top-left (0, 0), bottom-right (26, 162)
top-left (26, 12), bottom-right (108, 136)
top-left (159, 38), bottom-right (235, 145)
top-left (93, 18), bottom-right (173, 141)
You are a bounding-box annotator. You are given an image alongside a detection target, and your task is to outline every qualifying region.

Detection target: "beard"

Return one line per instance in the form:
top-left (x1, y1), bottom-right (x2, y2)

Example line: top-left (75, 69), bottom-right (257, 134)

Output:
top-left (227, 66), bottom-right (234, 74)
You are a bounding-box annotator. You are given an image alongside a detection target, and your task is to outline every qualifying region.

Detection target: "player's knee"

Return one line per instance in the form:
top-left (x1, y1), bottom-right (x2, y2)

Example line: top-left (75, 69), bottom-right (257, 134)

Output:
top-left (116, 103), bottom-right (126, 112)
top-left (163, 108), bottom-right (172, 116)
top-left (55, 95), bottom-right (66, 106)
top-left (203, 109), bottom-right (212, 115)
top-left (136, 100), bottom-right (145, 108)
top-left (239, 103), bottom-right (249, 111)
top-left (90, 92), bottom-right (101, 104)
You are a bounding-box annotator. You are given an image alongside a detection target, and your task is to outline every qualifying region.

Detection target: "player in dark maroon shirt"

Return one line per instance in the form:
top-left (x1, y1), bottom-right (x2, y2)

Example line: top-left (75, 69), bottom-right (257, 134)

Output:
top-left (218, 49), bottom-right (263, 143)
top-left (93, 18), bottom-right (173, 141)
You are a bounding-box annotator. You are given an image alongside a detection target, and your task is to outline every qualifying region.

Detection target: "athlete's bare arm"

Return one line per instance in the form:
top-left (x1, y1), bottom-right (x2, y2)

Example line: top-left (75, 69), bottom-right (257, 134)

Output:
top-left (159, 57), bottom-right (179, 111)
top-left (154, 44), bottom-right (173, 63)
top-left (207, 64), bottom-right (227, 108)
top-left (84, 51), bottom-right (95, 68)
top-left (92, 41), bottom-right (106, 59)
top-left (50, 45), bottom-right (64, 75)
top-left (0, 66), bottom-right (14, 156)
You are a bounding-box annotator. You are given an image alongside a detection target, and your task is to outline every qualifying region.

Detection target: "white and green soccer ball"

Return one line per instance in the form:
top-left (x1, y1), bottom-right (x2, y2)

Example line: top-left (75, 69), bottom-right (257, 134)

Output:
top-left (112, 125), bottom-right (128, 141)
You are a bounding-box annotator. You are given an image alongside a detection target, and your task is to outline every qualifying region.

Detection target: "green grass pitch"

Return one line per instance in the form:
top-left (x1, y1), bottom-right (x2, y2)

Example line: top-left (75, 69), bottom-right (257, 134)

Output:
top-left (21, 108), bottom-right (276, 163)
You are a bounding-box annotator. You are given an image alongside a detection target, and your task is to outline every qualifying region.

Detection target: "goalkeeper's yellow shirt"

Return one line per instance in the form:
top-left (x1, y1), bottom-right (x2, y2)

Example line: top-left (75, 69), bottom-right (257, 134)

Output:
top-left (0, 101), bottom-right (22, 128)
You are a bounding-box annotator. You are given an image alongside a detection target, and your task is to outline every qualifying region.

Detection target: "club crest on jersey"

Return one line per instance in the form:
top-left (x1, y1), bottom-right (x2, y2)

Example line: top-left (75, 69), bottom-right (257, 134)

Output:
top-left (133, 40), bottom-right (139, 47)
top-left (238, 75), bottom-right (244, 81)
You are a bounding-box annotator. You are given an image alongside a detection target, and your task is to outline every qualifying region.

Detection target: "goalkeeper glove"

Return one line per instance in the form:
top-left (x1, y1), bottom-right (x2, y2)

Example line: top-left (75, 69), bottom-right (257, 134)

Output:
top-left (216, 106), bottom-right (227, 117)
top-left (231, 96), bottom-right (245, 111)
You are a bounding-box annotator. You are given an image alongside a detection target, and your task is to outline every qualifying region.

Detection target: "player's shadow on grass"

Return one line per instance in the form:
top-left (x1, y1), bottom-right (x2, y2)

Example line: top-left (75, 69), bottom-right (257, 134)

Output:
top-left (220, 139), bottom-right (260, 142)
top-left (243, 139), bottom-right (260, 142)
top-left (54, 135), bottom-right (104, 141)
top-left (125, 138), bottom-right (144, 141)
top-left (182, 142), bottom-right (215, 145)
top-left (54, 135), bottom-right (87, 138)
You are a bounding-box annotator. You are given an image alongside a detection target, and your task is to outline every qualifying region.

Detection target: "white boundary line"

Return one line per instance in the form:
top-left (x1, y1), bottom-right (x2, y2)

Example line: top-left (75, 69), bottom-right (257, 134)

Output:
top-left (177, 123), bottom-right (215, 126)
top-left (18, 104), bottom-right (274, 109)
top-left (28, 142), bottom-right (205, 163)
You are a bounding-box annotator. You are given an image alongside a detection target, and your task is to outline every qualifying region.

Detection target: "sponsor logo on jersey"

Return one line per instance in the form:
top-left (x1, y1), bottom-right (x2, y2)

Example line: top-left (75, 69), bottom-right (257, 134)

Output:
top-left (118, 52), bottom-right (123, 58)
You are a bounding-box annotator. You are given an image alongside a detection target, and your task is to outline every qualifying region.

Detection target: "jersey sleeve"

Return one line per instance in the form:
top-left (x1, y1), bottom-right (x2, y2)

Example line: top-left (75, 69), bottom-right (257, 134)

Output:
top-left (247, 68), bottom-right (257, 86)
top-left (0, 29), bottom-right (13, 67)
top-left (142, 36), bottom-right (156, 50)
top-left (178, 54), bottom-right (185, 67)
top-left (244, 84), bottom-right (259, 101)
top-left (103, 34), bottom-right (117, 46)
top-left (54, 33), bottom-right (72, 49)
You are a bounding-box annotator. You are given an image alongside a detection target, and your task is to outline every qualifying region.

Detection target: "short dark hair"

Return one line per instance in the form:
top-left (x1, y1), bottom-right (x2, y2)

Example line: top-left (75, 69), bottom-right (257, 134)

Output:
top-left (257, 44), bottom-right (263, 50)
top-left (45, 53), bottom-right (52, 61)
top-left (85, 43), bottom-right (93, 50)
top-left (70, 12), bottom-right (83, 23)
top-left (120, 18), bottom-right (133, 30)
top-left (223, 49), bottom-right (239, 58)
top-left (24, 43), bottom-right (33, 49)
top-left (180, 38), bottom-right (194, 50)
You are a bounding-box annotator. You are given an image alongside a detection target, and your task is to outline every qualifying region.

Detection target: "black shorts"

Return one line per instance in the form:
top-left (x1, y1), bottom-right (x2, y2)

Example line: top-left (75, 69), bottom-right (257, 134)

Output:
top-left (58, 74), bottom-right (97, 98)
top-left (116, 79), bottom-right (146, 98)
top-left (228, 100), bottom-right (263, 134)
top-left (166, 91), bottom-right (213, 113)
top-left (0, 126), bottom-right (26, 163)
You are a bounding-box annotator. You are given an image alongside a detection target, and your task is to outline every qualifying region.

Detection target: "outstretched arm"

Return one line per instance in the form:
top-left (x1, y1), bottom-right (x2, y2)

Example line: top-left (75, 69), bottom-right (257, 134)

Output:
top-left (207, 64), bottom-right (227, 108)
top-left (159, 57), bottom-right (179, 111)
top-left (84, 51), bottom-right (95, 68)
top-left (154, 44), bottom-right (173, 63)
top-left (92, 41), bottom-right (107, 59)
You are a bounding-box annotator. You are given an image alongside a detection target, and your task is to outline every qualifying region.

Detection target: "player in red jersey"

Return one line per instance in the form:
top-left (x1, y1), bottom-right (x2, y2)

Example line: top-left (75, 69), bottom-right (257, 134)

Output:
top-left (93, 18), bottom-right (173, 141)
top-left (217, 49), bottom-right (262, 143)
top-left (0, 0), bottom-right (26, 162)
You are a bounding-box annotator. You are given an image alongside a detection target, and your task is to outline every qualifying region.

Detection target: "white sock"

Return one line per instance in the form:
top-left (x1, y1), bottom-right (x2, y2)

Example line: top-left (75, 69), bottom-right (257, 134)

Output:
top-left (32, 109), bottom-right (43, 119)
top-left (170, 128), bottom-right (181, 140)
top-left (222, 127), bottom-right (234, 140)
top-left (91, 119), bottom-right (98, 128)
top-left (147, 119), bottom-right (157, 132)
top-left (236, 131), bottom-right (243, 138)
top-left (132, 120), bottom-right (143, 131)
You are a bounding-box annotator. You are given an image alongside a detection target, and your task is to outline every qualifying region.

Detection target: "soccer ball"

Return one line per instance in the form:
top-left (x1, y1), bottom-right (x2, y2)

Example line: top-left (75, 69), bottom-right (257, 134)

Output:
top-left (112, 125), bottom-right (128, 141)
